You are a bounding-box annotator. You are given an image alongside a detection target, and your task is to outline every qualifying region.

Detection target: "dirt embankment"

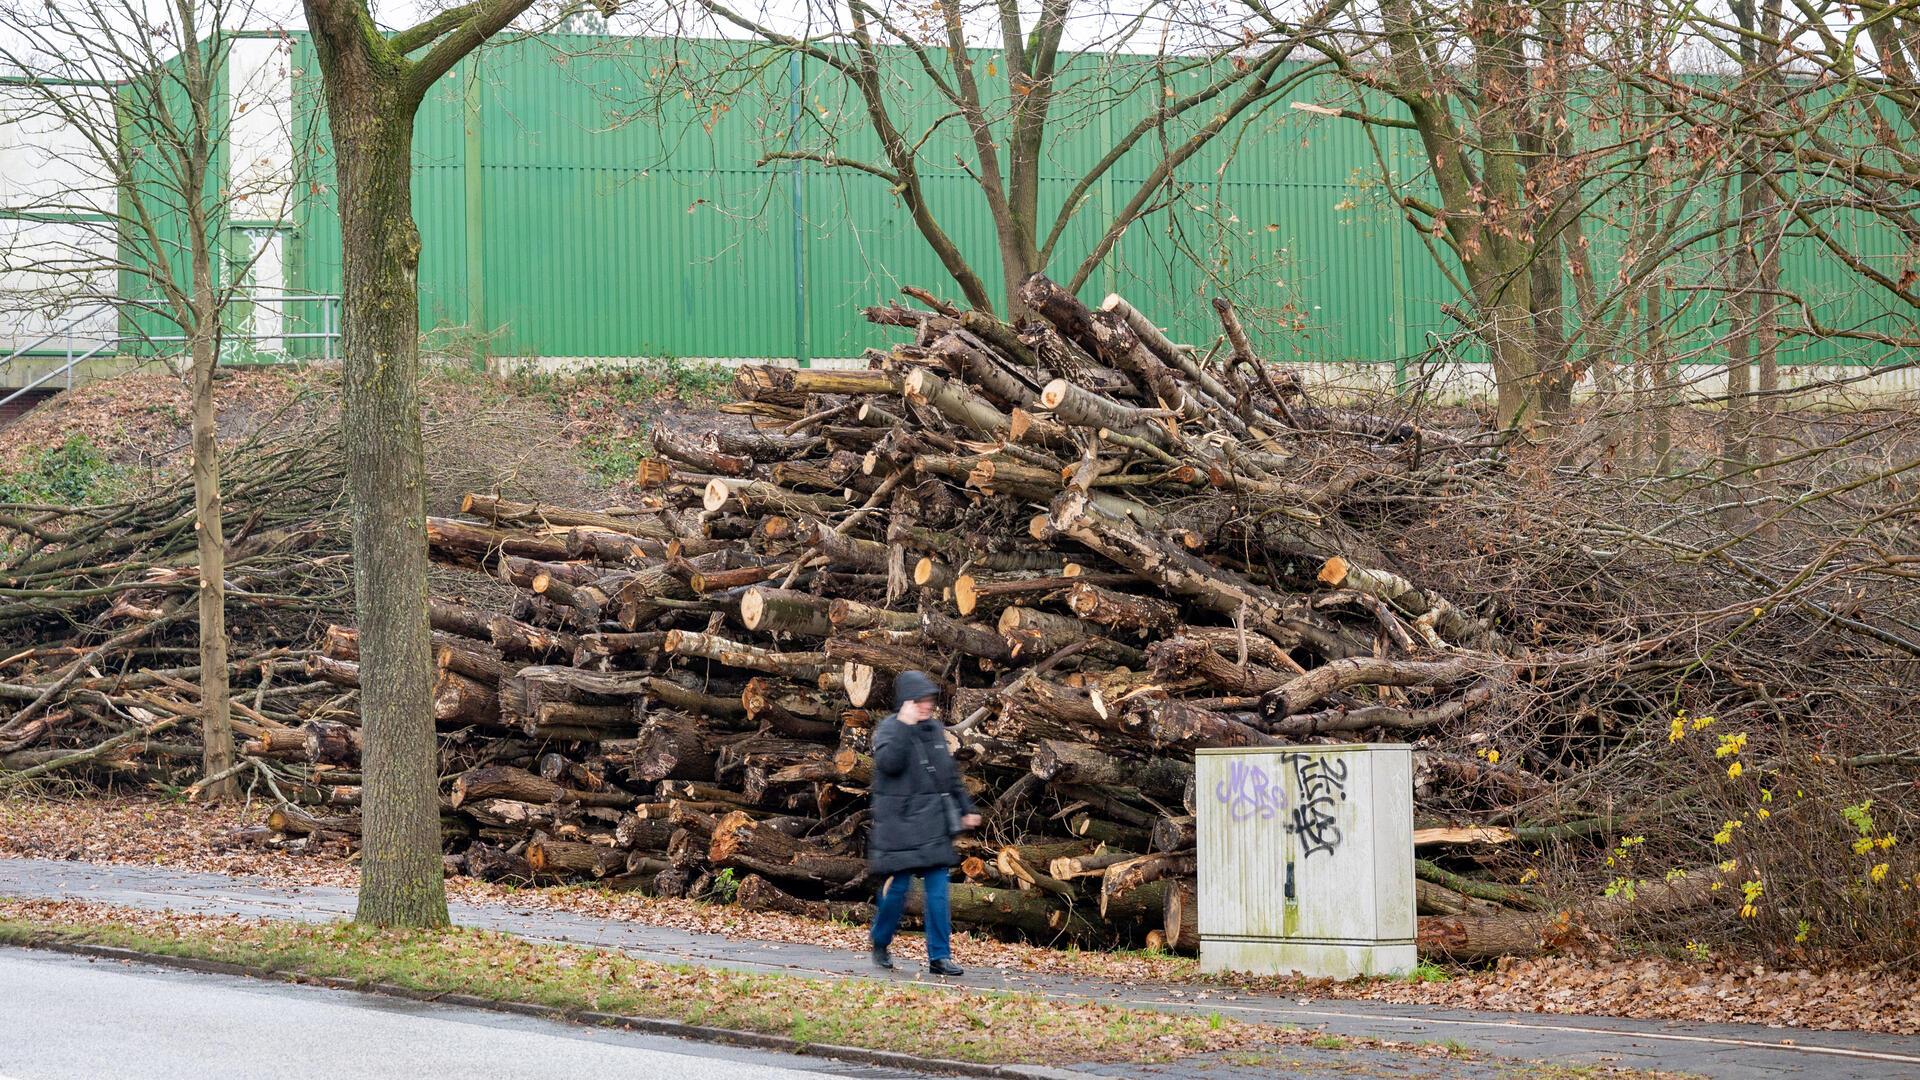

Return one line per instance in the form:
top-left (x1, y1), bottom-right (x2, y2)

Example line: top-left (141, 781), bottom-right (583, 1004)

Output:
top-left (0, 361), bottom-right (732, 508)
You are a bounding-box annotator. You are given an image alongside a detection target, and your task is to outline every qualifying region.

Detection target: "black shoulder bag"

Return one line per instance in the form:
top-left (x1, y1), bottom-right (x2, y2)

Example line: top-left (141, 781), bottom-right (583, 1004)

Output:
top-left (915, 737), bottom-right (965, 837)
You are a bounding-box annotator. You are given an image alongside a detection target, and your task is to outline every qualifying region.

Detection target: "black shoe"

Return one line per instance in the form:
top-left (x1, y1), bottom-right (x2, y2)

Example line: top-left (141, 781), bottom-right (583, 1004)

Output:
top-left (870, 945), bottom-right (894, 970)
top-left (927, 958), bottom-right (964, 977)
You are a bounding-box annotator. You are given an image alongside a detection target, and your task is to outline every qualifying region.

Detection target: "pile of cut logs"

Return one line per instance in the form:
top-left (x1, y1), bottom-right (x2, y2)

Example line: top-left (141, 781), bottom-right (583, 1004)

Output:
top-left (5, 275), bottom-right (1566, 956)
top-left (259, 274), bottom-right (1557, 953)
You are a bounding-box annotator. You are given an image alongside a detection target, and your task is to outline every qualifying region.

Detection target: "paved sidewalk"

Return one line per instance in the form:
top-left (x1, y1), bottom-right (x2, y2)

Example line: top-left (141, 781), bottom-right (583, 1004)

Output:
top-left (5, 858), bottom-right (1918, 1079)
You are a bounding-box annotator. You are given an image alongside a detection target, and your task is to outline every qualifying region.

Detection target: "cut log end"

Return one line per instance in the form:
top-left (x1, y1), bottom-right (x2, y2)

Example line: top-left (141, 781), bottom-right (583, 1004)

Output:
top-left (953, 575), bottom-right (979, 616)
top-left (843, 662), bottom-right (877, 708)
top-left (1318, 555), bottom-right (1351, 587)
top-left (739, 587), bottom-right (768, 632)
top-left (902, 367), bottom-right (933, 402)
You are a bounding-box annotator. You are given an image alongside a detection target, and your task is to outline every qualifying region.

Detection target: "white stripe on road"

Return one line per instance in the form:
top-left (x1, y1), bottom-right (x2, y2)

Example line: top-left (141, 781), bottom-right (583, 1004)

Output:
top-left (1117, 998), bottom-right (1920, 1067)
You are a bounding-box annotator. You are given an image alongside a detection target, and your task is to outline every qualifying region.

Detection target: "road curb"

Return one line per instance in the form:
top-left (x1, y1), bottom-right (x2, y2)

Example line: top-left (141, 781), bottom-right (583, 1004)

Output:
top-left (11, 936), bottom-right (1091, 1080)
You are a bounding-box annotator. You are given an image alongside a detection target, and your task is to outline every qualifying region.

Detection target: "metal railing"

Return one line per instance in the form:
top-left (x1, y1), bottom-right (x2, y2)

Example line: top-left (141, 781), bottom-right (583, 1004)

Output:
top-left (0, 338), bottom-right (115, 409)
top-left (0, 292), bottom-right (341, 411)
top-left (0, 299), bottom-right (116, 378)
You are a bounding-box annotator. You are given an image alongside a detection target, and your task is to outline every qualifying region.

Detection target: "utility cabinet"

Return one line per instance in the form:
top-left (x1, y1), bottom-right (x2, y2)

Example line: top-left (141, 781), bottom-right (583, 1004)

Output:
top-left (1195, 744), bottom-right (1416, 979)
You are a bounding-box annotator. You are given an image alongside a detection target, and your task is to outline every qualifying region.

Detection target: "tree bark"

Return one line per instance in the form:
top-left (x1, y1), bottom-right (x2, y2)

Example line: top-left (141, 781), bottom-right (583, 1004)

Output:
top-left (1100, 852), bottom-right (1195, 918)
top-left (188, 271), bottom-right (235, 803)
top-left (526, 837), bottom-right (624, 878)
top-left (302, 0), bottom-right (542, 927)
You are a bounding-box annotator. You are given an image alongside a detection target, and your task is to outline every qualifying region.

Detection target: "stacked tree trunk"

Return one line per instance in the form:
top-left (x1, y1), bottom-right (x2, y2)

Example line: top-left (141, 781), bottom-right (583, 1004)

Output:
top-left (3, 276), bottom-right (1581, 955)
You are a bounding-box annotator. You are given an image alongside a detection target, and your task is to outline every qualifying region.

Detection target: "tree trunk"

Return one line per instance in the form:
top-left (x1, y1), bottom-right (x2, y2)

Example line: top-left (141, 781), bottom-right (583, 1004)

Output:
top-left (1478, 282), bottom-right (1539, 431)
top-left (189, 273), bottom-right (235, 802)
top-left (1722, 168), bottom-right (1758, 527)
top-left (1647, 276), bottom-right (1673, 474)
top-left (306, 23), bottom-right (448, 927)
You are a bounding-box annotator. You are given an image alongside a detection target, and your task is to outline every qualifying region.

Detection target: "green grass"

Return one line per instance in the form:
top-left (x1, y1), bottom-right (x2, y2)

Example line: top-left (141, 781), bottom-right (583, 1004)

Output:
top-left (1310, 1034), bottom-right (1351, 1051)
top-left (576, 434), bottom-right (647, 486)
top-left (0, 434), bottom-right (132, 506)
top-left (1401, 959), bottom-right (1454, 984)
top-left (504, 358), bottom-right (735, 408)
top-left (0, 906), bottom-right (1256, 1066)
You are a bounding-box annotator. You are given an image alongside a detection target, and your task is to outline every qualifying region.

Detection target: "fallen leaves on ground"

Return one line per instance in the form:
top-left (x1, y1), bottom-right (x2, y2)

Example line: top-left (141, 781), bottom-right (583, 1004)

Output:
top-left (0, 795), bottom-right (1190, 981)
top-left (6, 796), bottom-right (1914, 1037)
top-left (0, 795), bottom-right (359, 886)
top-left (0, 368), bottom-right (322, 474)
top-left (1248, 953), bottom-right (1920, 1035)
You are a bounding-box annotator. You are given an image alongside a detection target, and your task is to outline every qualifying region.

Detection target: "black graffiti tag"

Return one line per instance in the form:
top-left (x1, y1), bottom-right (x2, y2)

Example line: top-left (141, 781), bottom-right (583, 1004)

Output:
top-left (1286, 754), bottom-right (1348, 858)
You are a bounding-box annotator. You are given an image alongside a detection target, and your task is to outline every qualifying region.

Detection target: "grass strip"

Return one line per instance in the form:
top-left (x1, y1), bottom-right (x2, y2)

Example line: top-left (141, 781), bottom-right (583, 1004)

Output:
top-left (0, 898), bottom-right (1690, 1077)
top-left (0, 898), bottom-right (1267, 1066)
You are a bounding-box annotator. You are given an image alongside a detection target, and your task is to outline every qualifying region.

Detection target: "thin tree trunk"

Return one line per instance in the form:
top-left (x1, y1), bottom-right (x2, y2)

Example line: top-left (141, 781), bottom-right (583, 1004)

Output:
top-left (189, 282), bottom-right (235, 802)
top-left (1647, 278), bottom-right (1672, 475)
top-left (1721, 176), bottom-right (1756, 500)
top-left (170, 3), bottom-right (234, 803)
top-left (1754, 186), bottom-right (1780, 483)
top-left (1524, 0), bottom-right (1575, 418)
top-left (1752, 0), bottom-right (1783, 490)
top-left (1722, 0), bottom-right (1764, 528)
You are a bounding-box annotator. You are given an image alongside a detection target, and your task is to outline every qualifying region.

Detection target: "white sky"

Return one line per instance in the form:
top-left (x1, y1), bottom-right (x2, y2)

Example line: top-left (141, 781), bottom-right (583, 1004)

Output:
top-left (0, 0), bottom-right (1887, 87)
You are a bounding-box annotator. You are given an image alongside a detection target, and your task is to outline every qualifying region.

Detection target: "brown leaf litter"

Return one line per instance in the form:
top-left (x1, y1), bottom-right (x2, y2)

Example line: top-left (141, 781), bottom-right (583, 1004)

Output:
top-left (3, 794), bottom-right (1913, 1036)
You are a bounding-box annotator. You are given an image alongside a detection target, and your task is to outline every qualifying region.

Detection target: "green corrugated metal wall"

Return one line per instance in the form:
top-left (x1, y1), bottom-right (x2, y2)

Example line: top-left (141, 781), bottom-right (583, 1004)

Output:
top-left (273, 33), bottom-right (1908, 367)
top-left (275, 34), bottom-right (1465, 364)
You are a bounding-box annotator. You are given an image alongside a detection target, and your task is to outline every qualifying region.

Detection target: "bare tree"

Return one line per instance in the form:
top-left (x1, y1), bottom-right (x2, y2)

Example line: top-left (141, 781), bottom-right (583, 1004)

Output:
top-left (0, 0), bottom-right (297, 801)
top-left (643, 0), bottom-right (1343, 320)
top-left (298, 0), bottom-right (610, 928)
top-left (1267, 0), bottom-right (1623, 428)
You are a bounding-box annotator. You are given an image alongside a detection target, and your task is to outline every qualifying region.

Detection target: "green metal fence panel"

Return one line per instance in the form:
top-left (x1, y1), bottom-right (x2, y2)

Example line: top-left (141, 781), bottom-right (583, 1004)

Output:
top-left (255, 32), bottom-right (1915, 370)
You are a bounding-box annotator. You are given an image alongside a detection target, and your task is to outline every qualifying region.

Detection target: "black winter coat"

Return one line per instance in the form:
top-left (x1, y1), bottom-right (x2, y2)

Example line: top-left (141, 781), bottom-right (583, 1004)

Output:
top-left (865, 713), bottom-right (974, 877)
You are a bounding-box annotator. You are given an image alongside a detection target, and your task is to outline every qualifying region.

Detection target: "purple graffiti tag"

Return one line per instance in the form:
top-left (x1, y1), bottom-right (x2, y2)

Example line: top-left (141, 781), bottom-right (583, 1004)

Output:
top-left (1214, 760), bottom-right (1286, 823)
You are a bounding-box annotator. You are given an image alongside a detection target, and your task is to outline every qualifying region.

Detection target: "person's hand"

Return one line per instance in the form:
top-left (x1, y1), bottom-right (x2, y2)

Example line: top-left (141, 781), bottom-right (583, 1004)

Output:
top-left (961, 813), bottom-right (983, 830)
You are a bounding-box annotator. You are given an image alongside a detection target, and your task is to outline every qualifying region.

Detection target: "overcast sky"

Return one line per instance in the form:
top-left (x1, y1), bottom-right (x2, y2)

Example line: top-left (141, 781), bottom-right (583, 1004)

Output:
top-left (0, 0), bottom-right (1881, 84)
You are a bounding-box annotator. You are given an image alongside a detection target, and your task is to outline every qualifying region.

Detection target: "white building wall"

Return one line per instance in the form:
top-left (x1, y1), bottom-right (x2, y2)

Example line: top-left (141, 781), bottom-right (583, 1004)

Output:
top-left (226, 35), bottom-right (298, 354)
top-left (226, 35), bottom-right (295, 224)
top-left (0, 84), bottom-right (119, 356)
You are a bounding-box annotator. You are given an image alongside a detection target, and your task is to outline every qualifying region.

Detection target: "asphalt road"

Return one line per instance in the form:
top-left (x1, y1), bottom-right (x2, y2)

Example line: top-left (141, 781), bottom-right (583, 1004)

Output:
top-left (0, 949), bottom-right (930, 1080)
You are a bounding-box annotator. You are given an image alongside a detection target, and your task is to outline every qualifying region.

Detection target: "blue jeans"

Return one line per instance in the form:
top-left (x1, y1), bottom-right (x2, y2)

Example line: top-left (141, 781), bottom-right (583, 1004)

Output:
top-left (870, 868), bottom-right (952, 962)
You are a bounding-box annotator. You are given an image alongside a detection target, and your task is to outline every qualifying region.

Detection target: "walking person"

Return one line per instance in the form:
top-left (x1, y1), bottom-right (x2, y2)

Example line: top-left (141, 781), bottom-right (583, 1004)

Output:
top-left (866, 669), bottom-right (980, 976)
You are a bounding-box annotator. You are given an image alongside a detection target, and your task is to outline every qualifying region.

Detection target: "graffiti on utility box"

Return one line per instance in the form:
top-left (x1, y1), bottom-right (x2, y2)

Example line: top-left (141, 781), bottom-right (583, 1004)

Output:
top-left (1286, 754), bottom-right (1348, 858)
top-left (1212, 752), bottom-right (1349, 858)
top-left (1213, 759), bottom-right (1286, 822)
